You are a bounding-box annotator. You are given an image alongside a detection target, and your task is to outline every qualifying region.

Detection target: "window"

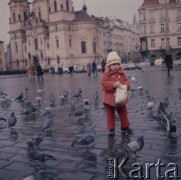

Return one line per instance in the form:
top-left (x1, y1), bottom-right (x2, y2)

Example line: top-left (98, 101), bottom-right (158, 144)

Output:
top-left (24, 12), bottom-right (27, 21)
top-left (15, 42), bottom-right (18, 53)
top-left (25, 59), bottom-right (27, 66)
top-left (150, 24), bottom-right (155, 33)
top-left (13, 12), bottom-right (16, 22)
top-left (178, 37), bottom-right (181, 46)
top-left (57, 56), bottom-right (60, 64)
top-left (69, 39), bottom-right (72, 47)
top-left (161, 24), bottom-right (165, 33)
top-left (34, 38), bottom-right (38, 50)
top-left (166, 38), bottom-right (170, 48)
top-left (47, 43), bottom-right (49, 49)
top-left (177, 23), bottom-right (181, 31)
top-left (0, 51), bottom-right (1, 55)
top-left (160, 10), bottom-right (165, 19)
top-left (93, 41), bottom-right (96, 53)
top-left (54, 1), bottom-right (57, 12)
top-left (161, 38), bottom-right (165, 48)
top-left (81, 41), bottom-right (86, 53)
top-left (159, 0), bottom-right (169, 3)
top-left (16, 59), bottom-right (19, 67)
top-left (61, 4), bottom-right (63, 10)
top-left (149, 11), bottom-right (154, 20)
top-left (177, 8), bottom-right (181, 17)
top-left (66, 0), bottom-right (69, 11)
top-left (144, 25), bottom-right (146, 34)
top-left (56, 39), bottom-right (59, 48)
top-left (151, 39), bottom-right (155, 48)
top-left (47, 57), bottom-right (50, 65)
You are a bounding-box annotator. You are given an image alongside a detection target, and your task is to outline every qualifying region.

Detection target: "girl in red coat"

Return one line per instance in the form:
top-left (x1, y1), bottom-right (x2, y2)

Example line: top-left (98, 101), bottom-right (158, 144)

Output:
top-left (101, 51), bottom-right (131, 135)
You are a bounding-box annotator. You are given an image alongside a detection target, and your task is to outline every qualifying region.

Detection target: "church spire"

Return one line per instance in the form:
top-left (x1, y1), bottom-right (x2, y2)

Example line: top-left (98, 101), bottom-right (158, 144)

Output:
top-left (82, 0), bottom-right (87, 12)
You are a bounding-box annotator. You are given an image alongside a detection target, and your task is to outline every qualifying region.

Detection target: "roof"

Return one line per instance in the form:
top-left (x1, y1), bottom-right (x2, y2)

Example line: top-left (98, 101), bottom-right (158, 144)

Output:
top-left (74, 10), bottom-right (92, 21)
top-left (8, 0), bottom-right (29, 5)
top-left (140, 0), bottom-right (177, 8)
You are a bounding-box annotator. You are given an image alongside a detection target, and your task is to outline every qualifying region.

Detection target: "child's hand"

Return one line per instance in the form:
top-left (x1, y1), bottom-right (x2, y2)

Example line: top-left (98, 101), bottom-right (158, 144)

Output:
top-left (113, 81), bottom-right (121, 88)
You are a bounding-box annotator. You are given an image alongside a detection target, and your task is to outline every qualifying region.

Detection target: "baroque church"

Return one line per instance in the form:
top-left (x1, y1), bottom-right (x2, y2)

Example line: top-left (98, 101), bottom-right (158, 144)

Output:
top-left (8, 0), bottom-right (104, 70)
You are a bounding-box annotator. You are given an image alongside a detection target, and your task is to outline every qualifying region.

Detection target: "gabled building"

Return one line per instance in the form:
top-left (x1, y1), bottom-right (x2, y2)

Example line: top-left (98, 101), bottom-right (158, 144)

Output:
top-left (139, 0), bottom-right (181, 61)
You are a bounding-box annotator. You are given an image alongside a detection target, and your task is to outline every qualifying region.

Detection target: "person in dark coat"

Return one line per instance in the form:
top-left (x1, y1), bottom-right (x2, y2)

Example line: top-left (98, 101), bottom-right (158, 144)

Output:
top-left (36, 62), bottom-right (44, 81)
top-left (101, 59), bottom-right (106, 73)
top-left (164, 52), bottom-right (173, 75)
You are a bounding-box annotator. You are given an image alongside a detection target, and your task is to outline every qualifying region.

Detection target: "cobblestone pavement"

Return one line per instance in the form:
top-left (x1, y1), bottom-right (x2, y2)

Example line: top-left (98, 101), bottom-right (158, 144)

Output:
top-left (0, 68), bottom-right (181, 180)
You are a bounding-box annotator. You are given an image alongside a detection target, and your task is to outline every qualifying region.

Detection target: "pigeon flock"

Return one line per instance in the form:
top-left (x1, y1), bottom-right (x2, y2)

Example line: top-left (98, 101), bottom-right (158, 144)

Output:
top-left (0, 72), bottom-right (180, 179)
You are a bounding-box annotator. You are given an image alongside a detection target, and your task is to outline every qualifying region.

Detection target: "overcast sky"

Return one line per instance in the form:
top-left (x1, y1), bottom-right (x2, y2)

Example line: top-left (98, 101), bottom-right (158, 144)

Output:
top-left (0, 0), bottom-right (143, 45)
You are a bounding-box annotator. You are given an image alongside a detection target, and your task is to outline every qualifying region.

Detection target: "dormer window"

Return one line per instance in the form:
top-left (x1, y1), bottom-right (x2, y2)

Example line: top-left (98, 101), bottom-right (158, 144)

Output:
top-left (176, 0), bottom-right (181, 2)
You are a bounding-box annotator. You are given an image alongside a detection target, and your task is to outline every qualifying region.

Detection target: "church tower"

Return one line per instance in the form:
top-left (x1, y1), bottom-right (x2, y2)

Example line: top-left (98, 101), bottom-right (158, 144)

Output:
top-left (8, 0), bottom-right (30, 69)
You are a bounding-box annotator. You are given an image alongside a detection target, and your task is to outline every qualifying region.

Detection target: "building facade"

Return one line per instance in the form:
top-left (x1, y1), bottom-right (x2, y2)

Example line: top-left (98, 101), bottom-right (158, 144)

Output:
top-left (139, 0), bottom-right (181, 61)
top-left (0, 41), bottom-right (6, 71)
top-left (8, 0), bottom-right (104, 70)
top-left (8, 0), bottom-right (140, 70)
top-left (103, 16), bottom-right (140, 63)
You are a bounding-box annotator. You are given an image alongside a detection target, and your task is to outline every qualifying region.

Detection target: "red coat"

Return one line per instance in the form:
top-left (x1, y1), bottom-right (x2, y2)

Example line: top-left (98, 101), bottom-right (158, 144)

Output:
top-left (101, 67), bottom-right (131, 107)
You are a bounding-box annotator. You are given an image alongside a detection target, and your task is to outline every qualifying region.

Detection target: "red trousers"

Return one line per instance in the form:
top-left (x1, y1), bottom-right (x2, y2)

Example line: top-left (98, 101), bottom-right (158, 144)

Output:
top-left (105, 104), bottom-right (130, 130)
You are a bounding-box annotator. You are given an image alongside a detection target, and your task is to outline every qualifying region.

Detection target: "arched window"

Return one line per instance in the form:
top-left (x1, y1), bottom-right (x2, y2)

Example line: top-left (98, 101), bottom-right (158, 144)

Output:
top-left (34, 38), bottom-right (38, 50)
top-left (57, 56), bottom-right (60, 64)
top-left (54, 1), bottom-right (57, 12)
top-left (16, 59), bottom-right (19, 67)
top-left (61, 4), bottom-right (63, 10)
top-left (69, 39), bottom-right (72, 47)
top-left (48, 57), bottom-right (50, 65)
top-left (81, 41), bottom-right (86, 53)
top-left (24, 12), bottom-right (27, 21)
top-left (66, 0), bottom-right (69, 11)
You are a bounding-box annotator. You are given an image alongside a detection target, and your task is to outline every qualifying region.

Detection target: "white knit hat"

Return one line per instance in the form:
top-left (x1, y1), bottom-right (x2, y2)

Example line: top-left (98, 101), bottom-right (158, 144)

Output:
top-left (106, 51), bottom-right (121, 66)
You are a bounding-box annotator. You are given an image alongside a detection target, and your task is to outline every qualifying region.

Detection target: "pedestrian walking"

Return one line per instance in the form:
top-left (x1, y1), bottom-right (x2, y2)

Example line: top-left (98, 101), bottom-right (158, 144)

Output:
top-left (28, 63), bottom-right (36, 81)
top-left (101, 51), bottom-right (132, 135)
top-left (101, 59), bottom-right (106, 73)
top-left (92, 60), bottom-right (97, 77)
top-left (36, 62), bottom-right (44, 81)
top-left (87, 62), bottom-right (92, 77)
top-left (164, 52), bottom-right (173, 75)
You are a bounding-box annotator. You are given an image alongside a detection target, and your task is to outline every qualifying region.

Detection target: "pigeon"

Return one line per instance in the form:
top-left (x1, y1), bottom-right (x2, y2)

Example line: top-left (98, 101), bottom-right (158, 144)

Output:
top-left (71, 125), bottom-right (96, 150)
top-left (122, 136), bottom-right (144, 155)
top-left (37, 89), bottom-right (42, 95)
top-left (63, 89), bottom-right (69, 98)
top-left (8, 112), bottom-right (17, 133)
top-left (130, 76), bottom-right (137, 83)
top-left (93, 91), bottom-right (99, 103)
top-left (146, 101), bottom-right (154, 113)
top-left (69, 108), bottom-right (85, 118)
top-left (163, 96), bottom-right (169, 108)
top-left (72, 88), bottom-right (82, 98)
top-left (137, 85), bottom-right (143, 94)
top-left (27, 141), bottom-right (56, 161)
top-left (32, 132), bottom-right (44, 149)
top-left (15, 92), bottom-right (24, 101)
top-left (43, 107), bottom-right (52, 116)
top-left (69, 98), bottom-right (75, 111)
top-left (59, 95), bottom-right (65, 103)
top-left (40, 114), bottom-right (53, 132)
top-left (49, 94), bottom-right (56, 106)
top-left (36, 96), bottom-right (42, 107)
top-left (25, 87), bottom-right (28, 94)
